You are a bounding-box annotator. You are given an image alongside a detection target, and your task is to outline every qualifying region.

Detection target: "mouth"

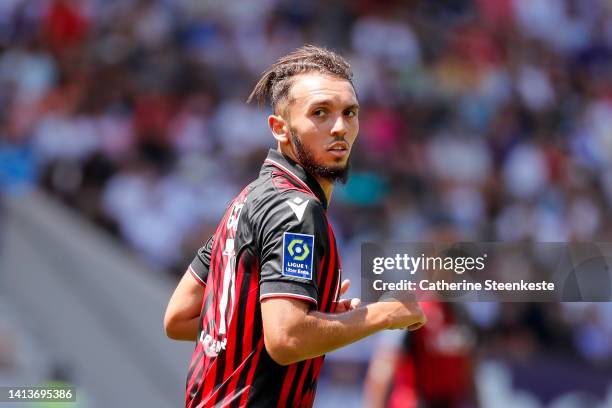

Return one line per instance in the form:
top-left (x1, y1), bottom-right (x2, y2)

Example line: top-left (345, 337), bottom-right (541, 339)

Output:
top-left (326, 142), bottom-right (350, 158)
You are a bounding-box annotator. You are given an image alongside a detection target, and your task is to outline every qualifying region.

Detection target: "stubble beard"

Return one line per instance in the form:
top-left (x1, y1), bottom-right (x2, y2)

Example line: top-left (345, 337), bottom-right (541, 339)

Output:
top-left (290, 128), bottom-right (350, 185)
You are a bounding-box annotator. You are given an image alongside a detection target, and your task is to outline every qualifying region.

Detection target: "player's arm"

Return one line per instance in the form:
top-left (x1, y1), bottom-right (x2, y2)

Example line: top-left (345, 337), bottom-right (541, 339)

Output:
top-left (257, 196), bottom-right (424, 364)
top-left (164, 268), bottom-right (204, 341)
top-left (164, 236), bottom-right (213, 341)
top-left (261, 297), bottom-right (425, 366)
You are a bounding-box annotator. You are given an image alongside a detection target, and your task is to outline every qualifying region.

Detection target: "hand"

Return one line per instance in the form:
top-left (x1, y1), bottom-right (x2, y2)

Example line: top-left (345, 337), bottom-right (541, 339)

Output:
top-left (381, 293), bottom-right (426, 331)
top-left (333, 279), bottom-right (362, 313)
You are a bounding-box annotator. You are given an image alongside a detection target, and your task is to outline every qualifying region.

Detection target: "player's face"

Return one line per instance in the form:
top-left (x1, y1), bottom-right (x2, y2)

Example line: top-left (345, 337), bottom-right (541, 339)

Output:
top-left (283, 73), bottom-right (359, 183)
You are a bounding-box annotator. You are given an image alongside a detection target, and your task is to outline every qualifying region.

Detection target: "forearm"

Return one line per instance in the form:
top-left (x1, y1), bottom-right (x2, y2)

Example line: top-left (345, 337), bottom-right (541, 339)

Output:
top-left (164, 316), bottom-right (199, 341)
top-left (164, 270), bottom-right (206, 341)
top-left (277, 302), bottom-right (391, 364)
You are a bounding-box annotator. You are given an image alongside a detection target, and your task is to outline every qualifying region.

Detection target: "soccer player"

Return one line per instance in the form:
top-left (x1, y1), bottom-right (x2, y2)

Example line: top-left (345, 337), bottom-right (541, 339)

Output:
top-left (164, 45), bottom-right (426, 408)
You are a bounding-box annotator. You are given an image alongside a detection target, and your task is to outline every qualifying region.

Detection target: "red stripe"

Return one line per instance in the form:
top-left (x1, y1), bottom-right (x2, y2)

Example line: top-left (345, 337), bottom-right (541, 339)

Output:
top-left (292, 359), bottom-right (313, 406)
top-left (186, 286), bottom-right (212, 402)
top-left (277, 364), bottom-right (298, 408)
top-left (187, 285), bottom-right (213, 399)
top-left (311, 358), bottom-right (324, 384)
top-left (304, 358), bottom-right (324, 407)
top-left (265, 159), bottom-right (318, 199)
top-left (187, 186), bottom-right (252, 406)
top-left (211, 256), bottom-right (249, 406)
top-left (227, 260), bottom-right (260, 407)
top-left (200, 282), bottom-right (211, 318)
top-left (204, 197), bottom-right (239, 403)
top-left (185, 343), bottom-right (203, 405)
top-left (188, 207), bottom-right (230, 404)
top-left (271, 172), bottom-right (312, 196)
top-left (333, 272), bottom-right (341, 304)
top-left (317, 253), bottom-right (325, 289)
top-left (211, 353), bottom-right (257, 407)
top-left (199, 355), bottom-right (218, 404)
top-left (186, 286), bottom-right (210, 386)
top-left (186, 348), bottom-right (200, 392)
top-left (238, 340), bottom-right (265, 407)
top-left (331, 224), bottom-right (343, 308)
top-left (320, 223), bottom-right (337, 311)
top-left (243, 265), bottom-right (258, 360)
top-left (187, 287), bottom-right (213, 402)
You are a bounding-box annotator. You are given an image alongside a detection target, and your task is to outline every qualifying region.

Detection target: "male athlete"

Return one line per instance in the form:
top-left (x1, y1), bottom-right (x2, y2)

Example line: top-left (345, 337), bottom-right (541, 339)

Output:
top-left (164, 45), bottom-right (426, 408)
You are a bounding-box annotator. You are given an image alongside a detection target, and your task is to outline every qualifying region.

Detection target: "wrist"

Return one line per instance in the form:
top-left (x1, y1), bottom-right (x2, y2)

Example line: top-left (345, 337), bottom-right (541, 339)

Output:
top-left (369, 302), bottom-right (394, 331)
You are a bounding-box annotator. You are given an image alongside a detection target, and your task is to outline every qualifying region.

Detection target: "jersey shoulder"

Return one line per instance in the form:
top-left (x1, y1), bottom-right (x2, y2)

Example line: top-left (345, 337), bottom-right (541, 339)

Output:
top-left (246, 172), bottom-right (325, 237)
top-left (248, 170), bottom-right (324, 215)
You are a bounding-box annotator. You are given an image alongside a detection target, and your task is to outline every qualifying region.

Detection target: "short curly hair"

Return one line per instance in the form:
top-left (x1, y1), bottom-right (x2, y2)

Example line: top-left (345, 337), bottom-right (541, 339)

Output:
top-left (247, 45), bottom-right (354, 115)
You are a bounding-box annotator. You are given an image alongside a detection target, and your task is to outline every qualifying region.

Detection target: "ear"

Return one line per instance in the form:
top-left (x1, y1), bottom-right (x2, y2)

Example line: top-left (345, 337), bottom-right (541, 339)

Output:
top-left (268, 114), bottom-right (289, 144)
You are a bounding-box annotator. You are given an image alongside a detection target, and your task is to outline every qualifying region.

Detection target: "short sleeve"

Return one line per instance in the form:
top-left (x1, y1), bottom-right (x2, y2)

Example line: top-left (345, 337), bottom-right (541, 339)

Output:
top-left (189, 236), bottom-right (213, 286)
top-left (258, 194), bottom-right (325, 308)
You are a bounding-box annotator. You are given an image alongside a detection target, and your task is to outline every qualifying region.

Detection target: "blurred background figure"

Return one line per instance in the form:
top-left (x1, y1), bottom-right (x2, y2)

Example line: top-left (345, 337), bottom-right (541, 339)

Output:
top-left (0, 0), bottom-right (611, 407)
top-left (364, 301), bottom-right (479, 408)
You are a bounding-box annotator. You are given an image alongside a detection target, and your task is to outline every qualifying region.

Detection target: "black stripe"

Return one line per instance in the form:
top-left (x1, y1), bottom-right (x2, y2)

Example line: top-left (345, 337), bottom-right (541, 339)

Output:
top-left (197, 285), bottom-right (209, 335)
top-left (231, 255), bottom-right (251, 376)
top-left (229, 267), bottom-right (262, 408)
top-left (186, 351), bottom-right (203, 393)
top-left (187, 288), bottom-right (209, 392)
top-left (322, 227), bottom-right (337, 312)
top-left (202, 288), bottom-right (215, 338)
top-left (285, 360), bottom-right (306, 406)
top-left (246, 351), bottom-right (287, 407)
top-left (188, 223), bottom-right (228, 404)
top-left (323, 256), bottom-right (334, 310)
top-left (228, 346), bottom-right (265, 408)
top-left (327, 251), bottom-right (339, 313)
top-left (211, 339), bottom-right (228, 399)
top-left (210, 228), bottom-right (236, 404)
top-left (189, 289), bottom-right (213, 401)
top-left (189, 355), bottom-right (207, 401)
top-left (295, 359), bottom-right (315, 405)
top-left (316, 237), bottom-right (330, 307)
top-left (205, 256), bottom-right (248, 406)
top-left (211, 259), bottom-right (248, 407)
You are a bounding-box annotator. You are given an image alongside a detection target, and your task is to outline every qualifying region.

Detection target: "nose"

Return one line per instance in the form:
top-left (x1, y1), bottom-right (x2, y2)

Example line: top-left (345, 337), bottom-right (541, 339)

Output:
top-left (330, 115), bottom-right (348, 138)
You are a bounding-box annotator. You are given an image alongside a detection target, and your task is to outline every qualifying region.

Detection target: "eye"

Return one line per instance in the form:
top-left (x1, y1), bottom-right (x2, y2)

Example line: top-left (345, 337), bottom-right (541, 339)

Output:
top-left (344, 109), bottom-right (357, 118)
top-left (313, 109), bottom-right (326, 117)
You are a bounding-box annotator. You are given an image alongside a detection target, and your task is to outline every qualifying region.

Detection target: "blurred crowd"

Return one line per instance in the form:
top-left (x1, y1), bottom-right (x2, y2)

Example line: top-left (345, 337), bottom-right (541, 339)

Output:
top-left (0, 0), bottom-right (611, 401)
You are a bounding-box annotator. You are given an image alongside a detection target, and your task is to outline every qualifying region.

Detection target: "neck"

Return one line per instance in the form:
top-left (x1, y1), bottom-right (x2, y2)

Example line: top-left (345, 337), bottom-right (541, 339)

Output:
top-left (277, 146), bottom-right (334, 204)
top-left (314, 175), bottom-right (334, 204)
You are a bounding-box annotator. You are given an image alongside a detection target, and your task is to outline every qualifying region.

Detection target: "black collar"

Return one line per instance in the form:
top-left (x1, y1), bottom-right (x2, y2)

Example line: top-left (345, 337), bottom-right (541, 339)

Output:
top-left (261, 149), bottom-right (329, 209)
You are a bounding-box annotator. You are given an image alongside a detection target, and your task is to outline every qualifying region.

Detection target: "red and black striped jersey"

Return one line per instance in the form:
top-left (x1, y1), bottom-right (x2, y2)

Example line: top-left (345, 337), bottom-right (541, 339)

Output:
top-left (185, 149), bottom-right (342, 408)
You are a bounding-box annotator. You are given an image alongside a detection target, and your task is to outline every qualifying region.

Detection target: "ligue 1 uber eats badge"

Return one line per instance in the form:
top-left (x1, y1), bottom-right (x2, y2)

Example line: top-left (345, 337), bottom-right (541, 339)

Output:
top-left (282, 232), bottom-right (314, 280)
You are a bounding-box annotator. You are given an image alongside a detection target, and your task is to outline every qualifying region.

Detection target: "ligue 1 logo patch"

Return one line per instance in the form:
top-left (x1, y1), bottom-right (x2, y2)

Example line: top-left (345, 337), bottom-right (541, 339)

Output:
top-left (282, 232), bottom-right (314, 280)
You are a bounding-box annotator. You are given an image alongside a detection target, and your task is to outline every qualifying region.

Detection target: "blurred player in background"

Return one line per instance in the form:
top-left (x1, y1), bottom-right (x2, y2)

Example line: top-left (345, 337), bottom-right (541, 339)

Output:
top-left (164, 45), bottom-right (426, 408)
top-left (365, 301), bottom-right (480, 408)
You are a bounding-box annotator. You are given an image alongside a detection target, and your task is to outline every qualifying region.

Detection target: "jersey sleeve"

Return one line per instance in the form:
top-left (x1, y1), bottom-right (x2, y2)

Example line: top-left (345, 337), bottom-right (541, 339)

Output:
top-left (189, 235), bottom-right (213, 286)
top-left (258, 194), bottom-right (325, 308)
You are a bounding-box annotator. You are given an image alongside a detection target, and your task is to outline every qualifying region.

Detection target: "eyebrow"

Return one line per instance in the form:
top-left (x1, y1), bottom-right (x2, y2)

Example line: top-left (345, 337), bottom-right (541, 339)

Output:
top-left (306, 99), bottom-right (360, 110)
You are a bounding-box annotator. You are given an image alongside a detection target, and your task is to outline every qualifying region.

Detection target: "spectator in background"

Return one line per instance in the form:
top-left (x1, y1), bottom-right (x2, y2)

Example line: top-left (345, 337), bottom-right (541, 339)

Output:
top-left (364, 302), bottom-right (480, 408)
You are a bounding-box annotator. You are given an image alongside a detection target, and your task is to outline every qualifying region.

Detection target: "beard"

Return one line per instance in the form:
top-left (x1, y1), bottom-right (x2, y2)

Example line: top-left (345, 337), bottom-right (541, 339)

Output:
top-left (290, 128), bottom-right (350, 185)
